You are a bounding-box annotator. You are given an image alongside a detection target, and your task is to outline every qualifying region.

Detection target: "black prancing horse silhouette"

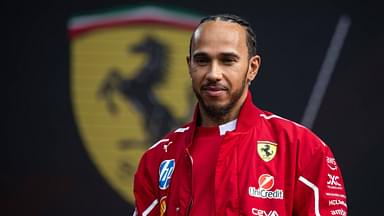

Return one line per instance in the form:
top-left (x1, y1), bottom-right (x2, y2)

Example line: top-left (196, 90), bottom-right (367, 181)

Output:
top-left (98, 36), bottom-right (177, 146)
top-left (261, 144), bottom-right (274, 157)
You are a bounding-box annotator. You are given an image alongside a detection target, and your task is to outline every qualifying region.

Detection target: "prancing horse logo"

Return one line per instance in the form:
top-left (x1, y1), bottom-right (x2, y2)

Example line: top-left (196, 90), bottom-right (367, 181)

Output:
top-left (257, 141), bottom-right (278, 162)
top-left (69, 5), bottom-right (200, 205)
top-left (98, 36), bottom-right (180, 147)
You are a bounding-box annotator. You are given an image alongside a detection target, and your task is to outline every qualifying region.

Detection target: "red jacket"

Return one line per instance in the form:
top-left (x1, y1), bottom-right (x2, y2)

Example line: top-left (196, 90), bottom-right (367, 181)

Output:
top-left (133, 91), bottom-right (347, 216)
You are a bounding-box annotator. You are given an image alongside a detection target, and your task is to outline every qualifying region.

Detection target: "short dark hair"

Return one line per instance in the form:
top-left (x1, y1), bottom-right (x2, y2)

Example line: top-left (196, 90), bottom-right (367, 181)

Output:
top-left (189, 14), bottom-right (257, 58)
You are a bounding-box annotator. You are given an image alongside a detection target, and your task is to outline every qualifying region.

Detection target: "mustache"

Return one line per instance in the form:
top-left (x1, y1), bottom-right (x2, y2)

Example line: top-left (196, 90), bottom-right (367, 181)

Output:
top-left (201, 82), bottom-right (228, 91)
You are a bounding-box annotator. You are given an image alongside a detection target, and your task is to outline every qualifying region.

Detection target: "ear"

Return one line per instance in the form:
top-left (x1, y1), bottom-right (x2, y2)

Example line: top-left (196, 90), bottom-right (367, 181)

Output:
top-left (247, 55), bottom-right (261, 82)
top-left (186, 55), bottom-right (192, 77)
top-left (186, 55), bottom-right (191, 66)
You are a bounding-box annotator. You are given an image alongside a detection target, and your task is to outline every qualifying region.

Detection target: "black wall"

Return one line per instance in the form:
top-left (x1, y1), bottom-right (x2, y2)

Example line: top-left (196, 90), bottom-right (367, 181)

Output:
top-left (3, 0), bottom-right (383, 215)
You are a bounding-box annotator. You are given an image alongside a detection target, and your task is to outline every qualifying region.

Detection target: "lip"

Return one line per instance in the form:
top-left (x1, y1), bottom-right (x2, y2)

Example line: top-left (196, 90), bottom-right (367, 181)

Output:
top-left (201, 85), bottom-right (227, 97)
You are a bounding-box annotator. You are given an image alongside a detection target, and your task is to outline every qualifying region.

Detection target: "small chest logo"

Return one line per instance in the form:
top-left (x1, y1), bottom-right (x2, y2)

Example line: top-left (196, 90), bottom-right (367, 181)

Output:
top-left (327, 157), bottom-right (338, 171)
top-left (257, 141), bottom-right (278, 162)
top-left (258, 174), bottom-right (275, 190)
top-left (160, 196), bottom-right (167, 216)
top-left (252, 208), bottom-right (279, 216)
top-left (159, 159), bottom-right (175, 190)
top-left (249, 174), bottom-right (284, 200)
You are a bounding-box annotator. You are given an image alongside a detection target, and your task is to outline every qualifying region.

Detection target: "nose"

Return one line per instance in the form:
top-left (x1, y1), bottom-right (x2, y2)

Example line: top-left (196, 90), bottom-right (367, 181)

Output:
top-left (206, 61), bottom-right (223, 82)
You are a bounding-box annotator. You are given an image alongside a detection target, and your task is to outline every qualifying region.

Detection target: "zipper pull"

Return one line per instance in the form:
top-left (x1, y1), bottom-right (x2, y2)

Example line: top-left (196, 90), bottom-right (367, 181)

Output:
top-left (186, 199), bottom-right (193, 215)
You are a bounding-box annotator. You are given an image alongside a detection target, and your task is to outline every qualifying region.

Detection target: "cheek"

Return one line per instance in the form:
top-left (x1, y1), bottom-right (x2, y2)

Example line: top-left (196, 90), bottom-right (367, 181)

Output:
top-left (189, 68), bottom-right (206, 82)
top-left (190, 72), bottom-right (203, 88)
top-left (226, 68), bottom-right (248, 85)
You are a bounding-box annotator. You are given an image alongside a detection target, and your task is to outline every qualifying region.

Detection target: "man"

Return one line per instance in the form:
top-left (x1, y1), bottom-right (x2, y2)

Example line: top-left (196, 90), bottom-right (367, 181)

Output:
top-left (133, 14), bottom-right (347, 216)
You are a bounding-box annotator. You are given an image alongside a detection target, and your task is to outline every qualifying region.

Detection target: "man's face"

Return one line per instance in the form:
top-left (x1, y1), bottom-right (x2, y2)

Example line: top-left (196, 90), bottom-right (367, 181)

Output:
top-left (187, 20), bottom-right (260, 120)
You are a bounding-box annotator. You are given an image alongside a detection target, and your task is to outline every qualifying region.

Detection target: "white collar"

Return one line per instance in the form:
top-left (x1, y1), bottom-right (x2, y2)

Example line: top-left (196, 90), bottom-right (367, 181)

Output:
top-left (218, 119), bottom-right (237, 136)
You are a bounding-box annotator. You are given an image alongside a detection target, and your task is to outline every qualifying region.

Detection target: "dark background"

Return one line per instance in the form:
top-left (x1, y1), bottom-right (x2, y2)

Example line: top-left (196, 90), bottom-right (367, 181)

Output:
top-left (2, 0), bottom-right (383, 215)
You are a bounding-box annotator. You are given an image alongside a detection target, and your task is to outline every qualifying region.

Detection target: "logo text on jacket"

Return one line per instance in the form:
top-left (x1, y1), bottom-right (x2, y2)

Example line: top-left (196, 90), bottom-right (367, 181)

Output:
top-left (249, 174), bottom-right (284, 199)
top-left (159, 159), bottom-right (175, 189)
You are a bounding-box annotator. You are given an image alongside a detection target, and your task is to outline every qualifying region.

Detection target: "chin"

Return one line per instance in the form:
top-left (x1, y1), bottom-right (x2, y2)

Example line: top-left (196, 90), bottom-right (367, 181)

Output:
top-left (204, 99), bottom-right (232, 110)
top-left (202, 98), bottom-right (229, 108)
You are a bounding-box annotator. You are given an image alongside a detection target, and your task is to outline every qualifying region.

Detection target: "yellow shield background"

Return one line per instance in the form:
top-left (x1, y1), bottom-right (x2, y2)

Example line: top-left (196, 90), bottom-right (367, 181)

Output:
top-left (257, 141), bottom-right (278, 162)
top-left (70, 6), bottom-right (200, 204)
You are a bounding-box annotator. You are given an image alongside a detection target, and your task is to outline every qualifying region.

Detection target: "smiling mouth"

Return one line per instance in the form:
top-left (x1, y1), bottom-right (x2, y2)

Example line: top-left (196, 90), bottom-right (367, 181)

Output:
top-left (201, 85), bottom-right (228, 97)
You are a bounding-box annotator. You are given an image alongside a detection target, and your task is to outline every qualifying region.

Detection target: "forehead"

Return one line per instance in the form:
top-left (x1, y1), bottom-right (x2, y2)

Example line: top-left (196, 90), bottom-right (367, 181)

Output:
top-left (191, 20), bottom-right (247, 55)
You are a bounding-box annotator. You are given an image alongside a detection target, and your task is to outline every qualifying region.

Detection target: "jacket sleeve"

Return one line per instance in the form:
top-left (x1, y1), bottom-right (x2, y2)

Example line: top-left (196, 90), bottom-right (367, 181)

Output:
top-left (293, 135), bottom-right (348, 216)
top-left (133, 152), bottom-right (160, 216)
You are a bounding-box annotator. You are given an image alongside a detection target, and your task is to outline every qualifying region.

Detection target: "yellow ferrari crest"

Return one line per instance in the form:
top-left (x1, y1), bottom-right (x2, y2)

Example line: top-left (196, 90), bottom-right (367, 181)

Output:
top-left (69, 5), bottom-right (200, 204)
top-left (257, 141), bottom-right (278, 162)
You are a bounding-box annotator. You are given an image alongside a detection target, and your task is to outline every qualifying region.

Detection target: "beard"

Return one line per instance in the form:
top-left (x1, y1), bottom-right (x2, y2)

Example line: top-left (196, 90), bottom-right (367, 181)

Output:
top-left (193, 75), bottom-right (247, 123)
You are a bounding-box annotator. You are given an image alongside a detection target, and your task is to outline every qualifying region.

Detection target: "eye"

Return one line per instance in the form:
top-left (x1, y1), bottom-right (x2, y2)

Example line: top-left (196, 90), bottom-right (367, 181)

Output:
top-left (222, 58), bottom-right (236, 65)
top-left (193, 56), bottom-right (210, 65)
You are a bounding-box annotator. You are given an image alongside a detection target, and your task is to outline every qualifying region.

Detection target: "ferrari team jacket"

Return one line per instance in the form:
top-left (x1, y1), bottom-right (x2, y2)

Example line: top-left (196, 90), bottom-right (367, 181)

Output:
top-left (133, 91), bottom-right (348, 216)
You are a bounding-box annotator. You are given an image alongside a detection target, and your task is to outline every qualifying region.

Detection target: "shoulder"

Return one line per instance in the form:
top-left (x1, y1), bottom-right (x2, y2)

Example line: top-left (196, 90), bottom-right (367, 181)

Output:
top-left (135, 123), bottom-right (192, 180)
top-left (140, 123), bottom-right (193, 159)
top-left (257, 110), bottom-right (328, 149)
top-left (257, 110), bottom-right (335, 173)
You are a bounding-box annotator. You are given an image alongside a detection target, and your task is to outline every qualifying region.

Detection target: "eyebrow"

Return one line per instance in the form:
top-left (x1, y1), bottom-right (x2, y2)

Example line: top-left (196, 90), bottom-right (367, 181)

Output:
top-left (192, 52), bottom-right (209, 59)
top-left (192, 52), bottom-right (240, 59)
top-left (219, 52), bottom-right (240, 60)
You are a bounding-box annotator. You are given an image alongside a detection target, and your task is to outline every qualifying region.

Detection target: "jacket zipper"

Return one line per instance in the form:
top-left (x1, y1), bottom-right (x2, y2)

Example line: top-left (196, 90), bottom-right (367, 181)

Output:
top-left (186, 199), bottom-right (193, 215)
top-left (185, 148), bottom-right (194, 215)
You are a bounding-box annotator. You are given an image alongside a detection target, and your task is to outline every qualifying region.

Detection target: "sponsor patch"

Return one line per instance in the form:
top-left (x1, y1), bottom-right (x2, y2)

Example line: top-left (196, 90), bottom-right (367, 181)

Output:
top-left (330, 209), bottom-right (347, 216)
top-left (326, 192), bottom-right (347, 199)
top-left (327, 157), bottom-right (338, 171)
top-left (160, 196), bottom-right (167, 216)
top-left (329, 199), bottom-right (348, 208)
top-left (159, 159), bottom-right (175, 189)
top-left (251, 208), bottom-right (279, 216)
top-left (257, 141), bottom-right (277, 162)
top-left (249, 174), bottom-right (284, 200)
top-left (258, 174), bottom-right (275, 190)
top-left (163, 141), bottom-right (173, 152)
top-left (327, 174), bottom-right (343, 190)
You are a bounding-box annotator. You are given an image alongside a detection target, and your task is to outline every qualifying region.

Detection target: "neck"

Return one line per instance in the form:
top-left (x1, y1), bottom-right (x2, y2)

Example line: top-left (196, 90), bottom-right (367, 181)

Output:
top-left (199, 107), bottom-right (239, 127)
